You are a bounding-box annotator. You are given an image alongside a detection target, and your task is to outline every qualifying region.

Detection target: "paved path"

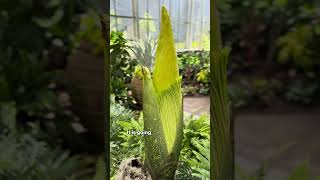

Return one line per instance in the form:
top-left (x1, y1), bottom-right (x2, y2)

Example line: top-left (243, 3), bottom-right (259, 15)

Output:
top-left (183, 96), bottom-right (210, 117)
top-left (235, 113), bottom-right (320, 179)
top-left (183, 97), bottom-right (320, 179)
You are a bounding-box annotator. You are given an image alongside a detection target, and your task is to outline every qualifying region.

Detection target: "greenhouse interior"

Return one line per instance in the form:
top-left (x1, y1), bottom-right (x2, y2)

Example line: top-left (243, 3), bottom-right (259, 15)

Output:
top-left (110, 0), bottom-right (210, 50)
top-left (0, 0), bottom-right (320, 180)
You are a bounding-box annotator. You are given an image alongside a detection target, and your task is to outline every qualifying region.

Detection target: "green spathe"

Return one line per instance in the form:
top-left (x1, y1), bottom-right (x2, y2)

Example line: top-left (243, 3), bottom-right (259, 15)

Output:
top-left (153, 7), bottom-right (179, 93)
top-left (142, 7), bottom-right (183, 179)
top-left (210, 0), bottom-right (234, 179)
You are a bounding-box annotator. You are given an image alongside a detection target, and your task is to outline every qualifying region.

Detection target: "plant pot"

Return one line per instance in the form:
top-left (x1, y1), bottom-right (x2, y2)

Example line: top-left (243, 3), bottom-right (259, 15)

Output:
top-left (130, 76), bottom-right (143, 106)
top-left (65, 41), bottom-right (105, 149)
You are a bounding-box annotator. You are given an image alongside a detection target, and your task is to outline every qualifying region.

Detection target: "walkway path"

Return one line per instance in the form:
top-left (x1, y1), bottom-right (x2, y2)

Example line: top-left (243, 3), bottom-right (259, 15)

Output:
top-left (235, 113), bottom-right (320, 179)
top-left (183, 96), bottom-right (210, 117)
top-left (183, 96), bottom-right (320, 179)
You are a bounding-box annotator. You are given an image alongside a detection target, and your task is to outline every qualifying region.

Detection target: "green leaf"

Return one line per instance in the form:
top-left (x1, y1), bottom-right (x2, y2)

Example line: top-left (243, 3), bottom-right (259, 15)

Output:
top-left (0, 102), bottom-right (17, 133)
top-left (143, 67), bottom-right (168, 178)
top-left (210, 2), bottom-right (233, 179)
top-left (275, 0), bottom-right (288, 7)
top-left (0, 76), bottom-right (10, 101)
top-left (32, 8), bottom-right (64, 28)
top-left (157, 78), bottom-right (182, 152)
top-left (93, 157), bottom-right (106, 180)
top-left (288, 161), bottom-right (311, 180)
top-left (210, 47), bottom-right (233, 180)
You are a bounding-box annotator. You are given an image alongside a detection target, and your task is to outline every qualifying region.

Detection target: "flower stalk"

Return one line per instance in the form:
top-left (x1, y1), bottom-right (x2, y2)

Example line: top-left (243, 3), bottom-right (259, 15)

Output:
top-left (210, 0), bottom-right (234, 179)
top-left (142, 7), bottom-right (183, 180)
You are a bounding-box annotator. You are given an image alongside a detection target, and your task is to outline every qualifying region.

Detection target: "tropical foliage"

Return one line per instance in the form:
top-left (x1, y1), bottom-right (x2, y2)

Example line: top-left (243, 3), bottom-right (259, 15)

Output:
top-left (110, 99), bottom-right (210, 179)
top-left (0, 1), bottom-right (104, 179)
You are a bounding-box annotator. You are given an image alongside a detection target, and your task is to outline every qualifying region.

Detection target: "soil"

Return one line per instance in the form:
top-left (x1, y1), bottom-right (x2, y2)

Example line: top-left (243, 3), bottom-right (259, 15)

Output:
top-left (116, 158), bottom-right (151, 180)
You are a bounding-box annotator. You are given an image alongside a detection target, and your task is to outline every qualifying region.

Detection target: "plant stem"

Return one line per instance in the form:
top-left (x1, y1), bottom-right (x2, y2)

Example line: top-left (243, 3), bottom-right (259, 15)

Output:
top-left (211, 0), bottom-right (222, 52)
top-left (100, 14), bottom-right (109, 180)
top-left (210, 0), bottom-right (234, 179)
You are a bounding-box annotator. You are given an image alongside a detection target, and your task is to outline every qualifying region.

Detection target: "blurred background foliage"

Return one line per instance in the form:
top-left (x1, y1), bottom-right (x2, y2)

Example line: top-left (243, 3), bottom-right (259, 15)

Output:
top-left (218, 0), bottom-right (320, 108)
top-left (0, 0), bottom-right (88, 67)
top-left (0, 0), bottom-right (106, 179)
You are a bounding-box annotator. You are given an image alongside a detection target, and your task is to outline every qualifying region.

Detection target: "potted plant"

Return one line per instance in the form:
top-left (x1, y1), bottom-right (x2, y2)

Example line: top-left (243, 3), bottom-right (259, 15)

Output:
top-left (129, 37), bottom-right (157, 106)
